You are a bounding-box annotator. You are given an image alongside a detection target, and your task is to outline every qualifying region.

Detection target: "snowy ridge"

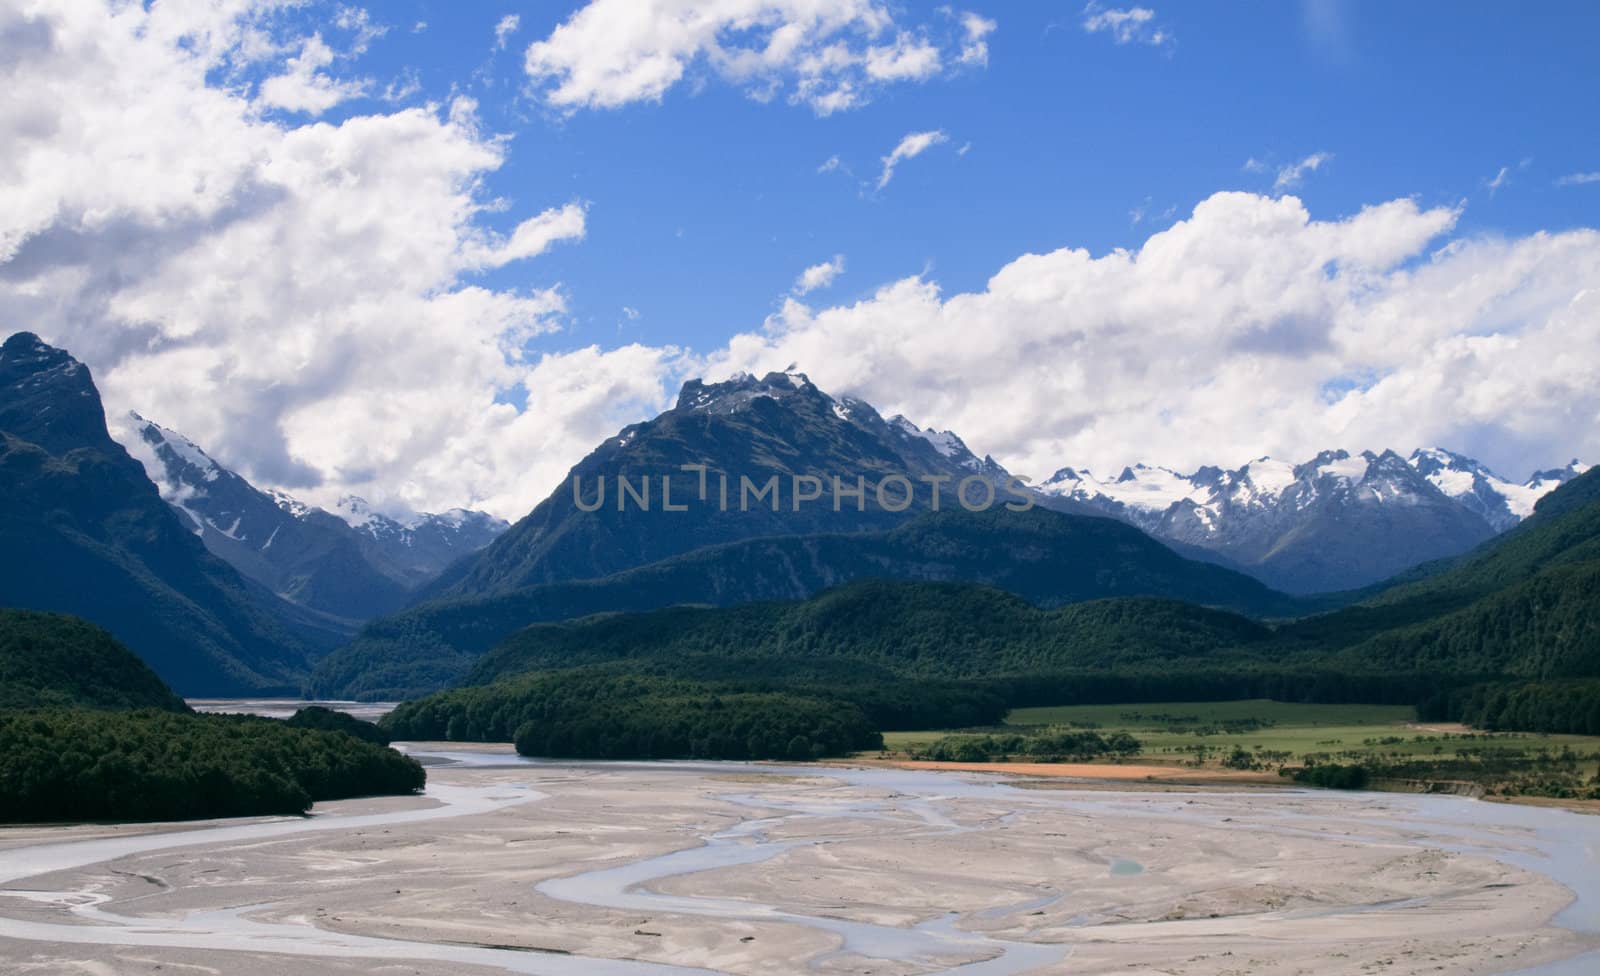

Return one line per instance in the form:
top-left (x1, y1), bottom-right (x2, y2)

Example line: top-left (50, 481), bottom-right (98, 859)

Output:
top-left (119, 413), bottom-right (508, 555)
top-left (888, 415), bottom-right (983, 470)
top-left (1040, 446), bottom-right (1585, 533)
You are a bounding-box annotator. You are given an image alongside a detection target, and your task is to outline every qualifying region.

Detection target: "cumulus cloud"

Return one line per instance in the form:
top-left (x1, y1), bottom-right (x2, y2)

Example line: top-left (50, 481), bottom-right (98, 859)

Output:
top-left (0, 0), bottom-right (664, 520)
top-left (1082, 4), bottom-right (1172, 47)
top-left (256, 33), bottom-right (367, 115)
top-left (702, 191), bottom-right (1600, 486)
top-left (794, 255), bottom-right (845, 294)
top-left (876, 129), bottom-right (949, 190)
top-left (522, 0), bottom-right (991, 115)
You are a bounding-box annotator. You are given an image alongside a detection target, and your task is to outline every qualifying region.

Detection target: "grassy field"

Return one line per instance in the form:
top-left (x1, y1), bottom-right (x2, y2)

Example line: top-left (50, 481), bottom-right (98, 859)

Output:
top-left (871, 699), bottom-right (1600, 796)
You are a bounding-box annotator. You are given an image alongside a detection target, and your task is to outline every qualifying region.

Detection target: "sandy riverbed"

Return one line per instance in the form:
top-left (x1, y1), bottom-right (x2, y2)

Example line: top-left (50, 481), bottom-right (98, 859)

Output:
top-left (1, 750), bottom-right (1596, 976)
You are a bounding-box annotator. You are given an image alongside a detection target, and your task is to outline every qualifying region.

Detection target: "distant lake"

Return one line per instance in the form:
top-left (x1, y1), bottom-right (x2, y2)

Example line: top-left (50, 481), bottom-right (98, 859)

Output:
top-left (186, 698), bottom-right (397, 721)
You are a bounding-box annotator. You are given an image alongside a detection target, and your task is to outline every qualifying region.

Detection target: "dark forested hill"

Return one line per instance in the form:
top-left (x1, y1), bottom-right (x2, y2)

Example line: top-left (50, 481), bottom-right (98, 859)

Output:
top-left (466, 579), bottom-right (1274, 686)
top-left (310, 506), bottom-right (1304, 699)
top-left (0, 333), bottom-right (343, 694)
top-left (0, 609), bottom-right (188, 711)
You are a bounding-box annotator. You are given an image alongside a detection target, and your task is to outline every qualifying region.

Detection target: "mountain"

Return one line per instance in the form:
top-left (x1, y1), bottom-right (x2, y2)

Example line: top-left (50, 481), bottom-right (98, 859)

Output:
top-left (319, 496), bottom-right (508, 589)
top-left (0, 332), bottom-right (341, 695)
top-left (0, 608), bottom-right (188, 711)
top-left (1408, 448), bottom-right (1587, 531)
top-left (307, 506), bottom-right (1306, 700)
top-left (427, 369), bottom-right (1035, 599)
top-left (1283, 464), bottom-right (1600, 681)
top-left (1037, 448), bottom-right (1582, 593)
top-left (125, 414), bottom-right (505, 621)
top-left (395, 469), bottom-right (1600, 746)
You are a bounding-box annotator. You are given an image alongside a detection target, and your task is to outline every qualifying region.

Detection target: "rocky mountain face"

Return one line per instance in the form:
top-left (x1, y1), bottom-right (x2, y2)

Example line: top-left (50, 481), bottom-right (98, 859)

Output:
top-left (0, 333), bottom-right (342, 695)
top-left (1038, 448), bottom-right (1587, 593)
top-left (429, 370), bottom-right (1038, 599)
top-left (126, 416), bottom-right (506, 621)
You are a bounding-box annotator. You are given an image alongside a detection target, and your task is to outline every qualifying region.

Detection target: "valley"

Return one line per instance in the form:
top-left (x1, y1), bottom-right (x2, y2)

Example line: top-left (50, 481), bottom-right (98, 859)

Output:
top-left (6, 9), bottom-right (1600, 976)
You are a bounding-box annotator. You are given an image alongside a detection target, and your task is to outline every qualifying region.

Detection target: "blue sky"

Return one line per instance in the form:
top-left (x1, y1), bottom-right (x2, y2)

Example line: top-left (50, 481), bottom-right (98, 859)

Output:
top-left (7, 0), bottom-right (1599, 517)
top-left (309, 1), bottom-right (1600, 355)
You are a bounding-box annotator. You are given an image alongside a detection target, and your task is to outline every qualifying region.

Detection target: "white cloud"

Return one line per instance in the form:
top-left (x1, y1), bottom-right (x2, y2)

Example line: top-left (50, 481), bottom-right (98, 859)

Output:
top-left (876, 129), bottom-right (949, 190)
top-left (257, 34), bottom-right (367, 115)
top-left (522, 0), bottom-right (990, 116)
top-left (863, 31), bottom-right (941, 81)
top-left (1557, 171), bottom-right (1600, 186)
top-left (1486, 165), bottom-right (1511, 195)
top-left (957, 11), bottom-right (996, 66)
top-left (817, 154), bottom-right (843, 173)
top-left (1259, 151), bottom-right (1332, 191)
top-left (794, 255), bottom-right (845, 294)
top-left (493, 14), bottom-right (520, 51)
top-left (1082, 4), bottom-right (1172, 47)
top-left (703, 191), bottom-right (1600, 488)
top-left (461, 201), bottom-right (588, 269)
top-left (0, 0), bottom-right (656, 520)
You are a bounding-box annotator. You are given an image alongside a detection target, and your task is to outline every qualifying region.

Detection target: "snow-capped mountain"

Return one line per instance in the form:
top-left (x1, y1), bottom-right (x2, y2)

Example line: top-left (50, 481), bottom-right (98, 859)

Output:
top-left (123, 413), bottom-right (507, 620)
top-left (1037, 447), bottom-right (1585, 593)
top-left (324, 494), bottom-right (510, 559)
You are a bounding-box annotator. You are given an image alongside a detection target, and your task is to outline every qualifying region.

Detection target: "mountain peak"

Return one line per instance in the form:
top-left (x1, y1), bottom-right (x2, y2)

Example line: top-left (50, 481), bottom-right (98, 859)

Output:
top-left (0, 331), bottom-right (113, 457)
top-left (675, 369), bottom-right (822, 412)
top-left (131, 412), bottom-right (226, 488)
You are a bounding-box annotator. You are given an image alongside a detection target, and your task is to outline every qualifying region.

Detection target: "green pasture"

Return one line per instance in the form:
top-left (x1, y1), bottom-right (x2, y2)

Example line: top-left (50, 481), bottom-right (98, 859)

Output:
top-left (875, 699), bottom-right (1600, 776)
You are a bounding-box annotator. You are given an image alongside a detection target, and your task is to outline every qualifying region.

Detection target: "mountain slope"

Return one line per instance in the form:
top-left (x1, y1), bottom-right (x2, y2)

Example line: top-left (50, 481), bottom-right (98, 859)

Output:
top-left (464, 580), bottom-right (1275, 687)
top-left (124, 415), bottom-right (505, 621)
top-left (0, 332), bottom-right (340, 695)
top-left (1281, 466), bottom-right (1600, 680)
top-left (428, 370), bottom-right (1034, 599)
top-left (308, 506), bottom-right (1302, 700)
top-left (0, 609), bottom-right (188, 711)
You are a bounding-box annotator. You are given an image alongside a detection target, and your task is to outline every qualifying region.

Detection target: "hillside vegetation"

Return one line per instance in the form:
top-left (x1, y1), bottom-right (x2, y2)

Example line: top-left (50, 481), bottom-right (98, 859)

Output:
top-left (467, 581), bottom-right (1273, 685)
top-left (313, 507), bottom-right (1302, 700)
top-left (0, 609), bottom-right (188, 711)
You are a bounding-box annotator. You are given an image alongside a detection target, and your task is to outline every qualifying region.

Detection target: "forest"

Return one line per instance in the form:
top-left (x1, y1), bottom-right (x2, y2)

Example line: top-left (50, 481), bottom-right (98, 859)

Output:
top-left (382, 667), bottom-right (881, 760)
top-left (0, 708), bottom-right (425, 822)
